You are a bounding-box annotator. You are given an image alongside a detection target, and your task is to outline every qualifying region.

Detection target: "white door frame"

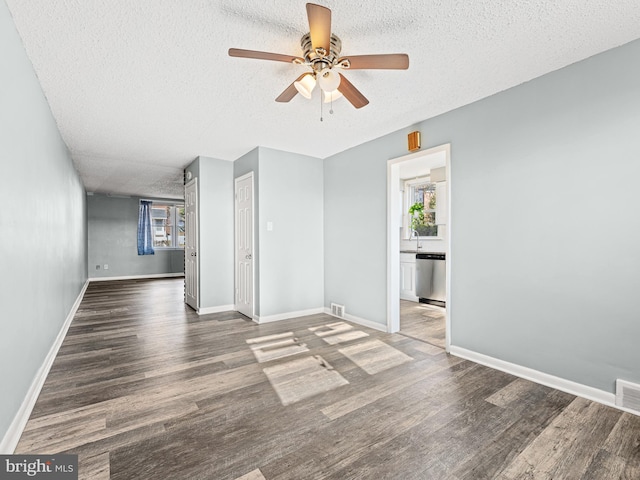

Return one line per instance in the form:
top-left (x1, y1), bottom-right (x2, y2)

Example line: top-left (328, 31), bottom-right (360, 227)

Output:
top-left (387, 143), bottom-right (452, 351)
top-left (234, 172), bottom-right (255, 319)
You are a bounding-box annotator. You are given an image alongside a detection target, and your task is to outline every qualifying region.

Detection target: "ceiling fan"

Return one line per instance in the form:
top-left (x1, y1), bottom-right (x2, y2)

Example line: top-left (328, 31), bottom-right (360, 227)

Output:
top-left (228, 3), bottom-right (409, 109)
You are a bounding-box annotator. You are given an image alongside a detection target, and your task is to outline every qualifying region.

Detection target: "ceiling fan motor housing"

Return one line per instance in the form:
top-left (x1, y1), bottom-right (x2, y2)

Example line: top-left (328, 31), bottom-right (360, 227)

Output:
top-left (300, 33), bottom-right (342, 72)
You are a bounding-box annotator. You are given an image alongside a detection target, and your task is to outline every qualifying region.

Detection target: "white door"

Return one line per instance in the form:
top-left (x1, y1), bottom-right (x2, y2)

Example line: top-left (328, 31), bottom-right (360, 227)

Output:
top-left (235, 173), bottom-right (254, 319)
top-left (185, 178), bottom-right (198, 310)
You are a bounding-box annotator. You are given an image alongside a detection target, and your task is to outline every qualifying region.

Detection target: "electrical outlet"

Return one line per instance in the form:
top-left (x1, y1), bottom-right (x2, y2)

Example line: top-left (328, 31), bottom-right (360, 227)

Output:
top-left (104, 264), bottom-right (109, 270)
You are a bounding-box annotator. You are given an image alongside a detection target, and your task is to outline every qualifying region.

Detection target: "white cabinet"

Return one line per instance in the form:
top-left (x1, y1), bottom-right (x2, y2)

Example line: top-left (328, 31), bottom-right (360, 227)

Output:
top-left (435, 181), bottom-right (447, 225)
top-left (400, 253), bottom-right (418, 302)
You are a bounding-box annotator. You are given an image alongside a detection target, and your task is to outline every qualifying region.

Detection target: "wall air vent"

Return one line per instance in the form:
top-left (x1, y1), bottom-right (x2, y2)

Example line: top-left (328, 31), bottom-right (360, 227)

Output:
top-left (330, 303), bottom-right (345, 319)
top-left (616, 379), bottom-right (640, 415)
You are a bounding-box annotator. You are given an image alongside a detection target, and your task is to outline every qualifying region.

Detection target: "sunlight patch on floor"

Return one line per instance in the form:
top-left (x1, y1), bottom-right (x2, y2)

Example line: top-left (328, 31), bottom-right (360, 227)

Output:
top-left (339, 339), bottom-right (413, 375)
top-left (263, 355), bottom-right (349, 406)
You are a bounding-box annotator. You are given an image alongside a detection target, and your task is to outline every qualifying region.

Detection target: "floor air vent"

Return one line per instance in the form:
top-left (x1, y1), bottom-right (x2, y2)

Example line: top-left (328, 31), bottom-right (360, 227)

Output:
top-left (331, 303), bottom-right (345, 318)
top-left (616, 379), bottom-right (640, 414)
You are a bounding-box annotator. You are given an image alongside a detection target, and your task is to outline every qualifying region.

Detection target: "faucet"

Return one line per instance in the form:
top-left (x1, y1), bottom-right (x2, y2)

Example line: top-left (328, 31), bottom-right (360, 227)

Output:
top-left (415, 230), bottom-right (422, 251)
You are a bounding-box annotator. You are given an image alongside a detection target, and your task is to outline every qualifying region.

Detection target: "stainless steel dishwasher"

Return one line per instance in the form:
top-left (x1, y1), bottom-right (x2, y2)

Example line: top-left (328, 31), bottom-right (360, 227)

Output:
top-left (415, 252), bottom-right (446, 307)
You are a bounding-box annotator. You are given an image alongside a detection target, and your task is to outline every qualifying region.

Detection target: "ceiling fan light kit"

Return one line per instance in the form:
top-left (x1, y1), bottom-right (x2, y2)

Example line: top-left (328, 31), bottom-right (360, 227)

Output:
top-left (294, 73), bottom-right (316, 99)
top-left (318, 68), bottom-right (340, 92)
top-left (323, 89), bottom-right (343, 103)
top-left (228, 3), bottom-right (409, 113)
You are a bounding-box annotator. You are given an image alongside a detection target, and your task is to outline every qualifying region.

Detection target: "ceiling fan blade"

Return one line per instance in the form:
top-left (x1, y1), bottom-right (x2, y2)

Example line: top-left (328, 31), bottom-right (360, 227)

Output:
top-left (339, 54), bottom-right (409, 70)
top-left (337, 74), bottom-right (369, 109)
top-left (276, 74), bottom-right (306, 102)
top-left (306, 3), bottom-right (331, 53)
top-left (229, 48), bottom-right (304, 64)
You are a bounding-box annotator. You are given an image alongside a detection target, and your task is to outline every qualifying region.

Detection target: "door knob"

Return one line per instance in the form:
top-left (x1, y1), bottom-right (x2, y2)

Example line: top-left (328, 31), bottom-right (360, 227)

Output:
top-left (246, 254), bottom-right (252, 260)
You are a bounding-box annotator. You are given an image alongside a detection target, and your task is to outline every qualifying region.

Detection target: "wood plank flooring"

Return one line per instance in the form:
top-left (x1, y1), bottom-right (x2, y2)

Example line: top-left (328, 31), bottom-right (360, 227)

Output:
top-left (16, 278), bottom-right (640, 479)
top-left (399, 299), bottom-right (446, 348)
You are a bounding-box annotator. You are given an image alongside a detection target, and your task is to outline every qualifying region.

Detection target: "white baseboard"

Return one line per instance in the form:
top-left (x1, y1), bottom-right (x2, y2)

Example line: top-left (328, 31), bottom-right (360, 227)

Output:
top-left (324, 308), bottom-right (389, 333)
top-left (256, 308), bottom-right (325, 324)
top-left (449, 346), bottom-right (617, 409)
top-left (400, 294), bottom-right (419, 303)
top-left (197, 304), bottom-right (235, 315)
top-left (0, 279), bottom-right (90, 454)
top-left (89, 273), bottom-right (184, 281)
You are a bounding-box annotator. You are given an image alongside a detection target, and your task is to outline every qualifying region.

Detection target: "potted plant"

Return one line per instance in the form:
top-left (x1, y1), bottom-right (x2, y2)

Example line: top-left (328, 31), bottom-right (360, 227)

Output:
top-left (409, 202), bottom-right (437, 237)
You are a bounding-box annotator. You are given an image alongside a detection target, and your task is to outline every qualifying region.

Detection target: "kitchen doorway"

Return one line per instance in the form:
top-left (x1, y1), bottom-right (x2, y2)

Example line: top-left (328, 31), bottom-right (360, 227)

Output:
top-left (386, 144), bottom-right (451, 351)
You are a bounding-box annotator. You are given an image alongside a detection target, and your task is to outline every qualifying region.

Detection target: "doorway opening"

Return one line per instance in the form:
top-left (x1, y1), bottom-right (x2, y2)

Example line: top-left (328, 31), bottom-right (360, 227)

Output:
top-left (387, 144), bottom-right (451, 351)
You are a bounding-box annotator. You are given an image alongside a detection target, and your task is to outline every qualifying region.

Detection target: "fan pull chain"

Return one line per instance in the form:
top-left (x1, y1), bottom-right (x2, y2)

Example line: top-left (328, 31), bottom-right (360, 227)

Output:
top-left (330, 92), bottom-right (334, 115)
top-left (320, 91), bottom-right (323, 122)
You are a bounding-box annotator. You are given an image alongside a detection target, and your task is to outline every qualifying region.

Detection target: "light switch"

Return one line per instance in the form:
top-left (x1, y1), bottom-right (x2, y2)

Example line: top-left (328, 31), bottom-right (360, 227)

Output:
top-left (267, 222), bottom-right (273, 231)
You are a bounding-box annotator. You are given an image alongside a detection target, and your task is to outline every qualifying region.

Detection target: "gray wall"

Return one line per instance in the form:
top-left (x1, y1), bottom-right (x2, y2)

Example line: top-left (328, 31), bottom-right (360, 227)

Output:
top-left (231, 147), bottom-right (324, 318)
top-left (258, 147), bottom-right (324, 317)
top-left (0, 0), bottom-right (87, 447)
top-left (185, 156), bottom-right (235, 310)
top-left (324, 38), bottom-right (640, 393)
top-left (197, 157), bottom-right (234, 309)
top-left (324, 134), bottom-right (399, 324)
top-left (87, 194), bottom-right (184, 278)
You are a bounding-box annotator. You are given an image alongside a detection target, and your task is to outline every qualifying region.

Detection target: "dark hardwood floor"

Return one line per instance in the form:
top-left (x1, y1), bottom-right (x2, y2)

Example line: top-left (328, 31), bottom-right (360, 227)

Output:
top-left (16, 278), bottom-right (640, 479)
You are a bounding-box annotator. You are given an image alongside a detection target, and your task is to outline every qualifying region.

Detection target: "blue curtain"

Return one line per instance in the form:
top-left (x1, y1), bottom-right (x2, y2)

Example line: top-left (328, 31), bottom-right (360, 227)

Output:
top-left (137, 201), bottom-right (155, 255)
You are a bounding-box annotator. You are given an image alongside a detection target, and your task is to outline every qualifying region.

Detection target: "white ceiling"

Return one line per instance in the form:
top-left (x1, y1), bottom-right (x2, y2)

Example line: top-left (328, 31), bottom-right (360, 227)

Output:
top-left (6, 1), bottom-right (640, 199)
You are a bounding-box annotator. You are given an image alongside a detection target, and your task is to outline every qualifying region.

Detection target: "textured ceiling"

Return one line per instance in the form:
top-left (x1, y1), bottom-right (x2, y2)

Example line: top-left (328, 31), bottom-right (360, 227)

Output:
top-left (6, 0), bottom-right (640, 199)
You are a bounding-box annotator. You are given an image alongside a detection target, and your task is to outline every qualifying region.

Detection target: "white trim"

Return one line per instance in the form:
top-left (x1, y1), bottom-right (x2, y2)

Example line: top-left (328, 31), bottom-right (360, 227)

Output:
top-left (324, 308), bottom-right (388, 333)
top-left (197, 305), bottom-right (235, 315)
top-left (0, 279), bottom-right (90, 454)
top-left (256, 308), bottom-right (325, 324)
top-left (449, 346), bottom-right (617, 408)
top-left (444, 150), bottom-right (452, 352)
top-left (387, 159), bottom-right (401, 333)
top-left (400, 294), bottom-right (420, 303)
top-left (89, 273), bottom-right (184, 281)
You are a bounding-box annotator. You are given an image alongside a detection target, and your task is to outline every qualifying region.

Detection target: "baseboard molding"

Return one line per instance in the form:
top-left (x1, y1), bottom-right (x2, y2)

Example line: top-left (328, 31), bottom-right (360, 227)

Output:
top-left (89, 273), bottom-right (184, 282)
top-left (400, 294), bottom-right (419, 303)
top-left (449, 346), bottom-right (617, 409)
top-left (0, 279), bottom-right (90, 454)
top-left (197, 304), bottom-right (235, 315)
top-left (256, 308), bottom-right (325, 324)
top-left (324, 308), bottom-right (388, 333)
